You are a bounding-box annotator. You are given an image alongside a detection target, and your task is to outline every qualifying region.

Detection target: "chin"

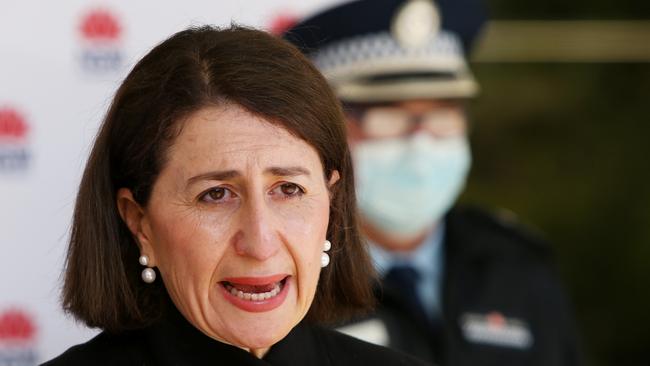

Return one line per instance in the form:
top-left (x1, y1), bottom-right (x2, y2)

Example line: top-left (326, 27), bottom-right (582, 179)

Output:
top-left (242, 331), bottom-right (284, 349)
top-left (208, 293), bottom-right (301, 350)
top-left (228, 318), bottom-right (293, 350)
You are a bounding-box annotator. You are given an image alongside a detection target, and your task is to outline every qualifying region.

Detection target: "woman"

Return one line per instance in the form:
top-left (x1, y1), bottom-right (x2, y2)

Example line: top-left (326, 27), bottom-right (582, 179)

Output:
top-left (43, 26), bottom-right (430, 365)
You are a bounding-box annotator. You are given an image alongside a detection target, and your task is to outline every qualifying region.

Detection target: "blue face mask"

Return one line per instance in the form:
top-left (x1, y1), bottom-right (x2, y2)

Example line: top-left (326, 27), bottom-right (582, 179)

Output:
top-left (353, 132), bottom-right (471, 239)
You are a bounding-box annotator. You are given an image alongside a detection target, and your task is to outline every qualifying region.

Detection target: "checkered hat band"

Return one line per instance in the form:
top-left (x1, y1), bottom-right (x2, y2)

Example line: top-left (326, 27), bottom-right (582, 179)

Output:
top-left (311, 30), bottom-right (464, 74)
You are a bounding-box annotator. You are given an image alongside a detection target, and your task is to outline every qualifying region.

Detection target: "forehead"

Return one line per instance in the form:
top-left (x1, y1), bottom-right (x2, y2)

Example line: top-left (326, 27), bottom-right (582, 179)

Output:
top-left (165, 104), bottom-right (322, 172)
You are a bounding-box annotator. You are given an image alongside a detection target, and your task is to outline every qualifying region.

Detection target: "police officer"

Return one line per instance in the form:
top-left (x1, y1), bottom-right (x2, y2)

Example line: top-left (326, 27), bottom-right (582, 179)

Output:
top-left (284, 0), bottom-right (581, 365)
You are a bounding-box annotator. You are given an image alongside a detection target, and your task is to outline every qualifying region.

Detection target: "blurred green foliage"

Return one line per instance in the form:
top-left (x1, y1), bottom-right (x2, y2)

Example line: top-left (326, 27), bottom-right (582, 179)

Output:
top-left (462, 62), bottom-right (650, 365)
top-left (462, 4), bottom-right (650, 366)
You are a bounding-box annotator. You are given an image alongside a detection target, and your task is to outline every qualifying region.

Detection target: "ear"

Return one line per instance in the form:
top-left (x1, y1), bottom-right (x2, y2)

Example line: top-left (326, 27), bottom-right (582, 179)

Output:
top-left (327, 170), bottom-right (340, 199)
top-left (328, 170), bottom-right (340, 187)
top-left (116, 188), bottom-right (157, 266)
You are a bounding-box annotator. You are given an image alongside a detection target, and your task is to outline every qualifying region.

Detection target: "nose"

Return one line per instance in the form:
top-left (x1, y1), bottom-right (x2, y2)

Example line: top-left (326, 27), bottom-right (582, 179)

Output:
top-left (233, 194), bottom-right (280, 261)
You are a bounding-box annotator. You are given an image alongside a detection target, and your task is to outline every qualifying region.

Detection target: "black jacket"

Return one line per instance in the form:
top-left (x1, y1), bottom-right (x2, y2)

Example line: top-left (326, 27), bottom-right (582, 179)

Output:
top-left (339, 206), bottom-right (581, 366)
top-left (42, 306), bottom-right (431, 366)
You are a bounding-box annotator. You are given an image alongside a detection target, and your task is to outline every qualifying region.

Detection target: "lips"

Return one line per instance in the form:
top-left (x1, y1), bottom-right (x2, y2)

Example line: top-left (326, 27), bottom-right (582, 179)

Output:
top-left (219, 274), bottom-right (290, 312)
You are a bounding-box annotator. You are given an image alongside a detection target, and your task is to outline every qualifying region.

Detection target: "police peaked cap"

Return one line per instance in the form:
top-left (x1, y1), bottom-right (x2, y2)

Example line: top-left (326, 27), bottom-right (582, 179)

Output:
top-left (284, 0), bottom-right (487, 102)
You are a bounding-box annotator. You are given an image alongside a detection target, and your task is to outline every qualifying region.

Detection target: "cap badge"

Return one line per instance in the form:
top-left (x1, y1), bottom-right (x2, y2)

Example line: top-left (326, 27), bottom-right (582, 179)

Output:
top-left (391, 0), bottom-right (440, 49)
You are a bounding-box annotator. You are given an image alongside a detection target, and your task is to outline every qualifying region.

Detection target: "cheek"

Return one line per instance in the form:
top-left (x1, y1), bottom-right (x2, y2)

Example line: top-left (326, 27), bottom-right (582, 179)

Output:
top-left (148, 208), bottom-right (233, 287)
top-left (279, 195), bottom-right (331, 239)
top-left (282, 199), bottom-right (330, 291)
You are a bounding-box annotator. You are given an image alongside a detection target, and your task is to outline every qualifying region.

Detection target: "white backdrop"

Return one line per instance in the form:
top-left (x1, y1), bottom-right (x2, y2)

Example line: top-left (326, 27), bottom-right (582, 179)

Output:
top-left (0, 1), bottom-right (344, 363)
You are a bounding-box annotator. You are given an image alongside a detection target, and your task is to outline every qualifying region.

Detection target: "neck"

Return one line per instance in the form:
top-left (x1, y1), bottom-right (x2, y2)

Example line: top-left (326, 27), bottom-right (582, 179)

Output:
top-left (248, 347), bottom-right (270, 358)
top-left (361, 219), bottom-right (437, 252)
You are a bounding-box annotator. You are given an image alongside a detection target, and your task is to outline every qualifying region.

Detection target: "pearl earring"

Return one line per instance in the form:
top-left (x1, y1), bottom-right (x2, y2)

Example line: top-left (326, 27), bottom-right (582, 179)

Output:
top-left (139, 255), bottom-right (156, 283)
top-left (321, 240), bottom-right (332, 268)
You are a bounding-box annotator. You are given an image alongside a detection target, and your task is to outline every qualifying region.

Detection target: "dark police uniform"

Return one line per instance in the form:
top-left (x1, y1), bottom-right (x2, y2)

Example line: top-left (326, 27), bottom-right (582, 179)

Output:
top-left (284, 1), bottom-right (582, 364)
top-left (339, 206), bottom-right (581, 366)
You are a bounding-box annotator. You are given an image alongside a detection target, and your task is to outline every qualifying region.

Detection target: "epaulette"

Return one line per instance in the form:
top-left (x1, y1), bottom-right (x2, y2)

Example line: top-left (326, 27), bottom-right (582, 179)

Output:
top-left (447, 205), bottom-right (554, 261)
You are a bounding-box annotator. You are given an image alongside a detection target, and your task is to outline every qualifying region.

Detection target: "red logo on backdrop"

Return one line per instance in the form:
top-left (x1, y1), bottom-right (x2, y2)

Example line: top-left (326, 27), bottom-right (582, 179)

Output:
top-left (80, 9), bottom-right (121, 42)
top-left (268, 12), bottom-right (300, 36)
top-left (78, 8), bottom-right (124, 72)
top-left (0, 310), bottom-right (36, 343)
top-left (0, 108), bottom-right (29, 141)
top-left (0, 308), bottom-right (38, 366)
top-left (0, 106), bottom-right (31, 172)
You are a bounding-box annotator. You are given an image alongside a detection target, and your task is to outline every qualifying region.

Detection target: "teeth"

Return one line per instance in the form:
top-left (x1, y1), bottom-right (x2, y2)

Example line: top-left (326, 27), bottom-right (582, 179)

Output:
top-left (225, 282), bottom-right (282, 302)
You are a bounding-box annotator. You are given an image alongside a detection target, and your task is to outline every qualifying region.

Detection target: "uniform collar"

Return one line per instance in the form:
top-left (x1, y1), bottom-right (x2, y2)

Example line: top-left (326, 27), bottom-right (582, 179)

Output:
top-left (369, 221), bottom-right (446, 318)
top-left (369, 221), bottom-right (445, 280)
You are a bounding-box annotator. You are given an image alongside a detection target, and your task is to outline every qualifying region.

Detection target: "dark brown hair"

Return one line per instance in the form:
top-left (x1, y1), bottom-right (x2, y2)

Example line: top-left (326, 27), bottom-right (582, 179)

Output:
top-left (63, 25), bottom-right (375, 332)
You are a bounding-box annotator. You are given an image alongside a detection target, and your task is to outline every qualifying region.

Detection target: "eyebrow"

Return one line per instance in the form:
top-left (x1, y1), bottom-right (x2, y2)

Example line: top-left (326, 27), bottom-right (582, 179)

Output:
top-left (186, 166), bottom-right (311, 187)
top-left (266, 166), bottom-right (311, 177)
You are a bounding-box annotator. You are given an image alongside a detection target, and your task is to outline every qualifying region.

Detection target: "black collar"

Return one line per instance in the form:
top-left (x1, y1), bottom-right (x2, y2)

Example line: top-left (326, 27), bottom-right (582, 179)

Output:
top-left (144, 307), bottom-right (322, 365)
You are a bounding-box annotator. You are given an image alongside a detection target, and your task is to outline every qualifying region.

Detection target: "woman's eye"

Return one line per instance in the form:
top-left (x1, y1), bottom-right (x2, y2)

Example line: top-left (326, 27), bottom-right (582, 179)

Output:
top-left (275, 183), bottom-right (304, 198)
top-left (200, 187), bottom-right (231, 203)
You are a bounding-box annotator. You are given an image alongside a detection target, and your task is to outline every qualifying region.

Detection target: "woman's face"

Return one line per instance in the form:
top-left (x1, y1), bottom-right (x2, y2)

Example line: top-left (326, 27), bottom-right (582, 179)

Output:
top-left (124, 104), bottom-right (336, 355)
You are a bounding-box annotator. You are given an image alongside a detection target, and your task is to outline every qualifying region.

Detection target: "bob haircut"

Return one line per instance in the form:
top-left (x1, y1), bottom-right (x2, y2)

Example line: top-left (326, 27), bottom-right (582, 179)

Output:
top-left (63, 25), bottom-right (375, 332)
